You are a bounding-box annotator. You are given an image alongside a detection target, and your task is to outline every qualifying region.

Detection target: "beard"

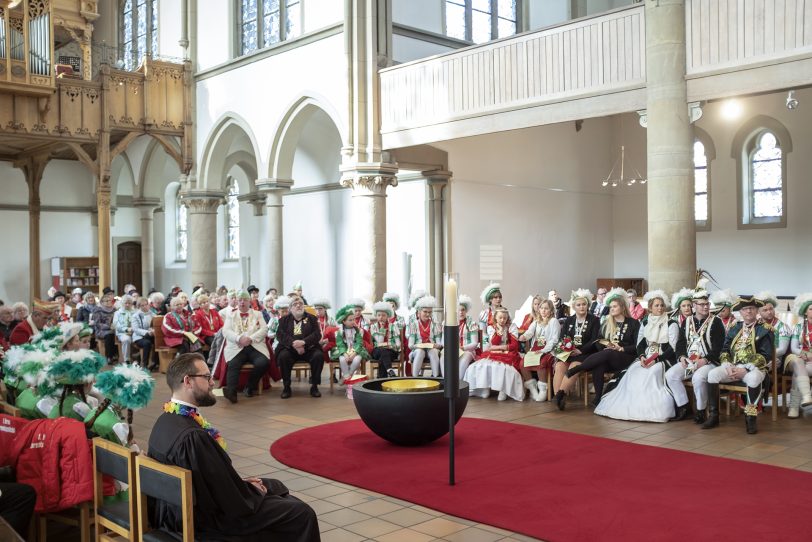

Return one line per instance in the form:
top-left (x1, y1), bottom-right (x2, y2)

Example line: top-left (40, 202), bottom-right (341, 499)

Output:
top-left (291, 307), bottom-right (305, 319)
top-left (194, 387), bottom-right (217, 407)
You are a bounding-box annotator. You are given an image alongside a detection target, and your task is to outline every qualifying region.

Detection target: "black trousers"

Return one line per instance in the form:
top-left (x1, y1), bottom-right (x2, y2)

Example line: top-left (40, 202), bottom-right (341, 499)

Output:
top-left (276, 347), bottom-right (324, 387)
top-left (103, 333), bottom-right (116, 361)
top-left (579, 349), bottom-right (635, 400)
top-left (226, 346), bottom-right (270, 392)
top-left (134, 337), bottom-right (155, 367)
top-left (372, 347), bottom-right (396, 378)
top-left (0, 482), bottom-right (36, 538)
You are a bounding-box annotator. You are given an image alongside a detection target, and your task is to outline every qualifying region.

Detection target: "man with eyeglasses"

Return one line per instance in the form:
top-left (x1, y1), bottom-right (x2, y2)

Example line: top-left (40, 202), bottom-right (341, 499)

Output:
top-left (275, 297), bottom-right (324, 398)
top-left (590, 289), bottom-right (608, 318)
top-left (667, 289), bottom-right (726, 423)
top-left (148, 353), bottom-right (320, 541)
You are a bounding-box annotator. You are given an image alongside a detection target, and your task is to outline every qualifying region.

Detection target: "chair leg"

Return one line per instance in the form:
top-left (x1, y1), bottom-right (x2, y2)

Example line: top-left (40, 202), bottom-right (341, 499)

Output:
top-left (79, 502), bottom-right (91, 542)
top-left (38, 515), bottom-right (47, 542)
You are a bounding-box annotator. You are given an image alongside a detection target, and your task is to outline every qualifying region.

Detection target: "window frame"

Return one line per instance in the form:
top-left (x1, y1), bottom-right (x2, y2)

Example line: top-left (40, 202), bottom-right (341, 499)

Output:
top-left (443, 0), bottom-right (521, 44)
top-left (692, 127), bottom-right (715, 232)
top-left (175, 188), bottom-right (188, 263)
top-left (237, 0), bottom-right (305, 57)
top-left (732, 116), bottom-right (792, 230)
top-left (224, 177), bottom-right (241, 262)
top-left (119, 0), bottom-right (158, 70)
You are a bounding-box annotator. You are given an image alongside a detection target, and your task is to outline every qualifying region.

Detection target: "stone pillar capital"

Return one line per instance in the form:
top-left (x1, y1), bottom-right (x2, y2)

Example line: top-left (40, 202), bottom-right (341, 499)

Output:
top-left (424, 170), bottom-right (452, 201)
top-left (256, 178), bottom-right (293, 192)
top-left (340, 162), bottom-right (399, 196)
top-left (237, 192), bottom-right (268, 216)
top-left (182, 191), bottom-right (224, 214)
top-left (132, 197), bottom-right (162, 217)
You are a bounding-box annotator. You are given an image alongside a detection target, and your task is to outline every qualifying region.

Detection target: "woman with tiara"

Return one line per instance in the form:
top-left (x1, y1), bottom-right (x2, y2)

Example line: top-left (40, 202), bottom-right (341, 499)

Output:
top-left (594, 290), bottom-right (678, 422)
top-left (519, 298), bottom-right (560, 402)
top-left (711, 289), bottom-right (737, 333)
top-left (465, 307), bottom-right (525, 401)
top-left (553, 289), bottom-right (601, 410)
top-left (478, 283), bottom-right (510, 332)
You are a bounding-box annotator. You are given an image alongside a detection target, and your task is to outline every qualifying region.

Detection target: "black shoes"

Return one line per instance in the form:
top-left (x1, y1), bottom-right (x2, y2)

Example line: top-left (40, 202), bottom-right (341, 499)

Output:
top-left (745, 415), bottom-right (758, 434)
top-left (310, 386), bottom-right (321, 398)
top-left (702, 384), bottom-right (720, 429)
top-left (670, 404), bottom-right (691, 421)
top-left (387, 369), bottom-right (397, 377)
top-left (555, 390), bottom-right (566, 411)
top-left (243, 386), bottom-right (257, 398)
top-left (281, 387), bottom-right (292, 399)
top-left (565, 366), bottom-right (581, 379)
top-left (693, 410), bottom-right (707, 424)
top-left (223, 387), bottom-right (238, 404)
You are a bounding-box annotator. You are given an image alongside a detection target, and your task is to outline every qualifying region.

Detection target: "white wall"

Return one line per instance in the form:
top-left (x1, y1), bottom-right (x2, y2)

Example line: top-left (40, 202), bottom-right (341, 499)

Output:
top-left (197, 0), bottom-right (233, 70)
top-left (386, 179), bottom-right (429, 301)
top-left (392, 35), bottom-right (456, 64)
top-left (159, 0), bottom-right (185, 59)
top-left (526, 0), bottom-right (570, 30)
top-left (303, 0), bottom-right (344, 33)
top-left (393, 0), bottom-right (443, 34)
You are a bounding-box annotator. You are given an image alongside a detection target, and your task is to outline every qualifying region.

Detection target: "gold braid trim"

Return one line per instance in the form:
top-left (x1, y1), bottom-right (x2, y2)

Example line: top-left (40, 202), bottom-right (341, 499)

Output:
top-left (720, 352), bottom-right (731, 364)
top-left (744, 404), bottom-right (758, 416)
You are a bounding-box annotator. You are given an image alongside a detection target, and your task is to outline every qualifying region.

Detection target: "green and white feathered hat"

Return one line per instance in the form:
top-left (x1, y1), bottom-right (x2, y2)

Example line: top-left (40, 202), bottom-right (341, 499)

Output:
top-left (643, 289), bottom-right (670, 308)
top-left (95, 364), bottom-right (155, 410)
top-left (710, 289), bottom-right (736, 309)
top-left (292, 281), bottom-right (303, 291)
top-left (335, 304), bottom-right (355, 324)
top-left (348, 298), bottom-right (366, 309)
top-left (570, 288), bottom-right (593, 305)
top-left (372, 301), bottom-right (393, 317)
top-left (793, 293), bottom-right (812, 317)
top-left (42, 349), bottom-right (105, 393)
top-left (3, 343), bottom-right (35, 381)
top-left (480, 283), bottom-right (501, 305)
top-left (416, 296), bottom-right (437, 310)
top-left (408, 290), bottom-right (427, 310)
top-left (754, 290), bottom-right (779, 308)
top-left (382, 292), bottom-right (401, 309)
top-left (17, 347), bottom-right (58, 388)
top-left (311, 298), bottom-right (331, 309)
top-left (671, 288), bottom-right (695, 310)
top-left (30, 325), bottom-right (64, 351)
top-left (604, 287), bottom-right (627, 306)
top-left (274, 296), bottom-right (291, 310)
top-left (693, 277), bottom-right (711, 300)
top-left (458, 294), bottom-right (473, 311)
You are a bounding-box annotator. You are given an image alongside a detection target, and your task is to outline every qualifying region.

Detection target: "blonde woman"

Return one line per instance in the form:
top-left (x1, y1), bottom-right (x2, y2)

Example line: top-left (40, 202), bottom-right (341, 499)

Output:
top-left (554, 289), bottom-right (601, 410)
top-left (519, 299), bottom-right (560, 401)
top-left (514, 295), bottom-right (543, 339)
top-left (465, 308), bottom-right (524, 401)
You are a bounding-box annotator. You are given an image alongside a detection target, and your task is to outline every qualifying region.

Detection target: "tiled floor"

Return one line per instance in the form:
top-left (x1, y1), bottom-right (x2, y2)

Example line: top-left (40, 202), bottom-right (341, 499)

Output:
top-left (129, 375), bottom-right (812, 542)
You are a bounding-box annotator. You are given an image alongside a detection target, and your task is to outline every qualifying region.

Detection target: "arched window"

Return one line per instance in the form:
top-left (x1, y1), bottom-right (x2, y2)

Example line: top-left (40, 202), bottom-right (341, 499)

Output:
top-left (693, 140), bottom-right (709, 228)
top-left (120, 0), bottom-right (158, 70)
top-left (748, 131), bottom-right (783, 222)
top-left (239, 0), bottom-right (303, 56)
top-left (176, 189), bottom-right (188, 261)
top-left (225, 178), bottom-right (240, 260)
top-left (446, 1), bottom-right (518, 44)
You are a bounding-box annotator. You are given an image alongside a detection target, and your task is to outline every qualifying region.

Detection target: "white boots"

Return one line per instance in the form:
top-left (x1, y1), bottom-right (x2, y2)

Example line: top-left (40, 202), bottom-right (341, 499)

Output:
top-left (523, 379), bottom-right (548, 402)
top-left (537, 381), bottom-right (548, 402)
top-left (798, 377), bottom-right (812, 407)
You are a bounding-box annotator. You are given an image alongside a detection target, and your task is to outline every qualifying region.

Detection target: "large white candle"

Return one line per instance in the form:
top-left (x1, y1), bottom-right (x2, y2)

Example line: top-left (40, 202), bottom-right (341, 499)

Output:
top-left (445, 277), bottom-right (458, 326)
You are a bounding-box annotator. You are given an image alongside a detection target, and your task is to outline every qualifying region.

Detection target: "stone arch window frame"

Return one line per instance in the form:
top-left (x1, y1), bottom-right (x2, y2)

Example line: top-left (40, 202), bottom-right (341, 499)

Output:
top-left (693, 126), bottom-right (715, 232)
top-left (175, 185), bottom-right (188, 262)
top-left (224, 176), bottom-right (241, 262)
top-left (237, 0), bottom-right (303, 57)
top-left (119, 0), bottom-right (159, 70)
top-left (444, 0), bottom-right (521, 44)
top-left (731, 115), bottom-right (792, 230)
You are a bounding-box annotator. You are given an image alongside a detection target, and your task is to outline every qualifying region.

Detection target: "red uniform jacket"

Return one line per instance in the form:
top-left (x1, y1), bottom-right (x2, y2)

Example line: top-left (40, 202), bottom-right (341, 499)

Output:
top-left (0, 414), bottom-right (30, 466)
top-left (11, 417), bottom-right (94, 512)
top-left (9, 319), bottom-right (35, 345)
top-left (193, 308), bottom-right (223, 338)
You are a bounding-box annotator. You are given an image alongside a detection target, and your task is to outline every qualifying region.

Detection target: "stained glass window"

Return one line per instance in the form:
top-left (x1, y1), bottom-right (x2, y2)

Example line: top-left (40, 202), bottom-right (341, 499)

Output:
top-left (240, 0), bottom-right (301, 56)
top-left (226, 178), bottom-right (241, 260)
top-left (120, 0), bottom-right (157, 70)
top-left (693, 140), bottom-right (708, 223)
top-left (176, 190), bottom-right (188, 262)
top-left (446, 0), bottom-right (517, 43)
top-left (286, 1), bottom-right (301, 40)
top-left (749, 131), bottom-right (783, 219)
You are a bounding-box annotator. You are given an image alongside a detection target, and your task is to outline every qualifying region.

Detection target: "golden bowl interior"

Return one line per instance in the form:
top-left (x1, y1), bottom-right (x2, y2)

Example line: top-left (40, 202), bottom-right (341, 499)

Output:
top-left (381, 379), bottom-right (441, 393)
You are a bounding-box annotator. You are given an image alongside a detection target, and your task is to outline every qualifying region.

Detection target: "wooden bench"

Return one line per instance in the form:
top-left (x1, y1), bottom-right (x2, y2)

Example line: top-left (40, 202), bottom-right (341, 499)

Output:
top-left (152, 316), bottom-right (178, 373)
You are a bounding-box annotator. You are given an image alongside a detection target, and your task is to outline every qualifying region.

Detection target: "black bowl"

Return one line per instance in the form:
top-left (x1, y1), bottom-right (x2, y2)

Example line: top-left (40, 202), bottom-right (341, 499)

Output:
top-left (352, 378), bottom-right (469, 446)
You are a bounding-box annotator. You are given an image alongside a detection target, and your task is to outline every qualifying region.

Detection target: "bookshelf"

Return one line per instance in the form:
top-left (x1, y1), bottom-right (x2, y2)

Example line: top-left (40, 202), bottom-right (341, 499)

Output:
top-left (61, 257), bottom-right (100, 290)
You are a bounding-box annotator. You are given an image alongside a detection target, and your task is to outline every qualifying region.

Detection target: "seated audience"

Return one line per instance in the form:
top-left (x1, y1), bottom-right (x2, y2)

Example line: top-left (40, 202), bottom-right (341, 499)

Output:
top-left (519, 298), bottom-right (561, 402)
top-left (220, 291), bottom-right (269, 403)
top-left (755, 291), bottom-right (791, 362)
top-left (348, 298), bottom-right (370, 331)
top-left (114, 294), bottom-right (137, 363)
top-left (465, 307), bottom-right (524, 401)
top-left (93, 294), bottom-right (118, 363)
top-left (331, 305), bottom-right (370, 380)
top-left (148, 353), bottom-right (319, 541)
top-left (479, 283), bottom-right (509, 330)
top-left (548, 290), bottom-right (569, 320)
top-left (275, 297), bottom-right (323, 399)
top-left (710, 289), bottom-right (736, 333)
top-left (194, 293), bottom-right (223, 349)
top-left (0, 305), bottom-right (15, 341)
top-left (626, 289), bottom-right (646, 320)
top-left (407, 296), bottom-right (443, 377)
top-left (369, 302), bottom-right (400, 378)
top-left (75, 291), bottom-right (97, 324)
top-left (247, 285), bottom-right (263, 311)
top-left (10, 300), bottom-right (58, 345)
top-left (11, 302), bottom-right (29, 328)
top-left (382, 292), bottom-right (405, 328)
top-left (554, 289), bottom-right (601, 410)
top-left (595, 290), bottom-right (678, 422)
top-left (590, 288), bottom-right (608, 318)
top-left (785, 293), bottom-right (812, 418)
top-left (148, 291), bottom-right (166, 316)
top-left (162, 297), bottom-right (203, 355)
top-left (455, 295), bottom-right (480, 380)
top-left (133, 296), bottom-right (157, 370)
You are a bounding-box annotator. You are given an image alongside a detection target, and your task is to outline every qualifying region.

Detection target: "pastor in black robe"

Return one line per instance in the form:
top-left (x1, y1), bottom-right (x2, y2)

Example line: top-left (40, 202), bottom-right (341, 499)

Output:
top-left (147, 411), bottom-right (320, 541)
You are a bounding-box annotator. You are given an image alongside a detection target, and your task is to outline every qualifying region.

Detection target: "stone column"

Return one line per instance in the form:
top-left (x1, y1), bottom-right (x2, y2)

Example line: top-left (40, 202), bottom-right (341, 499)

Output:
top-left (183, 191), bottom-right (224, 291)
top-left (256, 179), bottom-right (291, 292)
top-left (425, 171), bottom-right (451, 306)
top-left (133, 198), bottom-right (161, 293)
top-left (645, 0), bottom-right (695, 292)
top-left (340, 168), bottom-right (398, 303)
top-left (17, 157), bottom-right (47, 302)
top-left (96, 184), bottom-right (113, 292)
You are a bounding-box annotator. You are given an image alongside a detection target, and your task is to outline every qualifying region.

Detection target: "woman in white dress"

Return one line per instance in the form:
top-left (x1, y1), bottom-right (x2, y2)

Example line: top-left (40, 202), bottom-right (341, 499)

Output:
top-left (519, 299), bottom-right (560, 402)
top-left (464, 308), bottom-right (525, 401)
top-left (594, 290), bottom-right (679, 422)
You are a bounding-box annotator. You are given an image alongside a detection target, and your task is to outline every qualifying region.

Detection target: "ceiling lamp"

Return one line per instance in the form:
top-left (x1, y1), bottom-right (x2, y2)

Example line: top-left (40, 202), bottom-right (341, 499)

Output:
top-left (600, 146), bottom-right (647, 188)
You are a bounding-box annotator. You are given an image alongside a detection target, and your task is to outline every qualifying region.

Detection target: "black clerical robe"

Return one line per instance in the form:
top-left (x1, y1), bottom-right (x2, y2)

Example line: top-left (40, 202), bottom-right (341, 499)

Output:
top-left (148, 412), bottom-right (320, 541)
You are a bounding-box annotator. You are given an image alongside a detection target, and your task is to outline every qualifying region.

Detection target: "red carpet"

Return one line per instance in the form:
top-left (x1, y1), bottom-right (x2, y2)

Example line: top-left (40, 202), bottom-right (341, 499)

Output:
top-left (271, 418), bottom-right (808, 541)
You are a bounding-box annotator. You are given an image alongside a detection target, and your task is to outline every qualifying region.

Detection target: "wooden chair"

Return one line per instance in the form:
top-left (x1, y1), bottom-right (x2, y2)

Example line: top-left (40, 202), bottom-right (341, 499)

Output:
top-left (135, 455), bottom-right (194, 542)
top-left (718, 351), bottom-right (778, 421)
top-left (38, 502), bottom-right (94, 542)
top-left (152, 316), bottom-right (178, 374)
top-left (93, 438), bottom-right (138, 542)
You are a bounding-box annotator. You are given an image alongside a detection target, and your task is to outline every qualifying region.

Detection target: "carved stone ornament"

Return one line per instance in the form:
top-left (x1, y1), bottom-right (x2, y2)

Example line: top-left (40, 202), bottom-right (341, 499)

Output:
top-left (340, 174), bottom-right (398, 194)
top-left (182, 196), bottom-right (224, 214)
top-left (28, 0), bottom-right (48, 19)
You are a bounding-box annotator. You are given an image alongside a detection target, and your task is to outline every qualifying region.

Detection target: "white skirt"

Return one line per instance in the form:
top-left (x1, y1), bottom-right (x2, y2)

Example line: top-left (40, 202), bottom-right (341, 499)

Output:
top-left (594, 361), bottom-right (675, 422)
top-left (463, 359), bottom-right (525, 402)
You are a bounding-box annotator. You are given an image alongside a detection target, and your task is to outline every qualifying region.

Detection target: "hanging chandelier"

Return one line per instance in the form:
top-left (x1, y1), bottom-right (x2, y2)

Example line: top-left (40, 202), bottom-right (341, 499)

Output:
top-left (600, 145), bottom-right (647, 188)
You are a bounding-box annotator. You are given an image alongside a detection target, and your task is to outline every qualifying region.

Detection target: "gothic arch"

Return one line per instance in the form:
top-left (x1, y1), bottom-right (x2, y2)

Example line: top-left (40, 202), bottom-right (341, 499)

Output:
top-left (198, 113), bottom-right (262, 191)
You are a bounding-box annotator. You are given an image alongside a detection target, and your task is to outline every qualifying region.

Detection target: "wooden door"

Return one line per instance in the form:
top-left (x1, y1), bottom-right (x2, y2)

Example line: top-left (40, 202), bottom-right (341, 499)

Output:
top-left (117, 241), bottom-right (142, 294)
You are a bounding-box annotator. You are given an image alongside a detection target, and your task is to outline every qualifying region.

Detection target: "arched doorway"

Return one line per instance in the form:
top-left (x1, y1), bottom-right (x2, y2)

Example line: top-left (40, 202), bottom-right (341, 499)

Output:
top-left (117, 241), bottom-right (142, 293)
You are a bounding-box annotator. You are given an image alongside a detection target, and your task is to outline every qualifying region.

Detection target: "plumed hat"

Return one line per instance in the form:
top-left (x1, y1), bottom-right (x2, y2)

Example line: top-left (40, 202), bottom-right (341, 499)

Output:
top-left (30, 325), bottom-right (65, 350)
top-left (732, 296), bottom-right (764, 312)
top-left (292, 281), bottom-right (303, 291)
top-left (604, 287), bottom-right (627, 306)
top-left (43, 349), bottom-right (105, 390)
top-left (236, 289), bottom-right (251, 300)
top-left (480, 283), bottom-right (501, 305)
top-left (754, 290), bottom-right (779, 308)
top-left (311, 298), bottom-right (331, 309)
top-left (458, 294), bottom-right (473, 311)
top-left (569, 288), bottom-right (593, 305)
top-left (274, 296), bottom-right (291, 310)
top-left (408, 290), bottom-right (427, 310)
top-left (416, 296), bottom-right (437, 310)
top-left (793, 293), bottom-right (812, 317)
top-left (31, 299), bottom-right (60, 315)
top-left (382, 292), bottom-right (401, 309)
top-left (335, 304), bottom-right (355, 324)
top-left (348, 298), bottom-right (366, 309)
top-left (95, 364), bottom-right (155, 410)
top-left (372, 301), bottom-right (394, 317)
top-left (17, 347), bottom-right (58, 388)
top-left (643, 289), bottom-right (670, 308)
top-left (671, 288), bottom-right (695, 310)
top-left (710, 289), bottom-right (735, 309)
